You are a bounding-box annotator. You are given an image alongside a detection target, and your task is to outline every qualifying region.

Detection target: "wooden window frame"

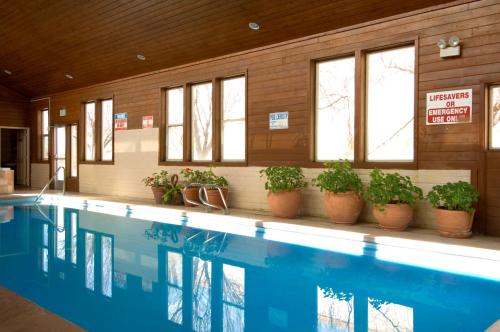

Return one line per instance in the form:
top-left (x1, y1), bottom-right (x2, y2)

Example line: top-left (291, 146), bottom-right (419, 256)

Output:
top-left (486, 84), bottom-right (500, 150)
top-left (80, 98), bottom-right (114, 164)
top-left (311, 38), bottom-right (418, 170)
top-left (159, 73), bottom-right (247, 167)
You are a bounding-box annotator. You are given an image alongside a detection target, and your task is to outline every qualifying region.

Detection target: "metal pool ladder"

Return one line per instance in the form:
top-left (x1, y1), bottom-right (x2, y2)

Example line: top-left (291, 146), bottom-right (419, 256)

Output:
top-left (35, 166), bottom-right (65, 203)
top-left (182, 183), bottom-right (229, 214)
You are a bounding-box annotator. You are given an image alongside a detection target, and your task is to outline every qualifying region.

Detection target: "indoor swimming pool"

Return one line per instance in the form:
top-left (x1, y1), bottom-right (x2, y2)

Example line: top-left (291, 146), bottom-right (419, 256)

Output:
top-left (0, 201), bottom-right (499, 332)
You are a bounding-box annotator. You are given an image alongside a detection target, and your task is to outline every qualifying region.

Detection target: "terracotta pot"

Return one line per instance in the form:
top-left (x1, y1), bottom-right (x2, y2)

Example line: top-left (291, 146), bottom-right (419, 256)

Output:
top-left (267, 190), bottom-right (301, 219)
top-left (435, 208), bottom-right (474, 238)
top-left (372, 203), bottom-right (413, 231)
top-left (167, 192), bottom-right (184, 206)
top-left (183, 187), bottom-right (201, 207)
top-left (324, 191), bottom-right (363, 224)
top-left (151, 186), bottom-right (165, 204)
top-left (205, 187), bottom-right (229, 209)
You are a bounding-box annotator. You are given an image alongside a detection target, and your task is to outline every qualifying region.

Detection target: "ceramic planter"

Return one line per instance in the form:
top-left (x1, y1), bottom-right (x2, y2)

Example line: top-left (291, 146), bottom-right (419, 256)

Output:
top-left (183, 187), bottom-right (201, 207)
top-left (372, 203), bottom-right (413, 231)
top-left (324, 191), bottom-right (363, 224)
top-left (267, 190), bottom-right (301, 219)
top-left (151, 186), bottom-right (165, 204)
top-left (435, 208), bottom-right (474, 238)
top-left (206, 187), bottom-right (229, 209)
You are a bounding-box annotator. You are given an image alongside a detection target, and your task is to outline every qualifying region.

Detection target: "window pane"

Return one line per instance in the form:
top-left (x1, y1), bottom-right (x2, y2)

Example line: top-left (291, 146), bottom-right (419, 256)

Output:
top-left (223, 264), bottom-right (245, 332)
top-left (316, 57), bottom-right (355, 161)
top-left (191, 83), bottom-right (213, 161)
top-left (168, 252), bottom-right (183, 324)
top-left (42, 136), bottom-right (49, 161)
top-left (222, 77), bottom-right (246, 161)
top-left (101, 100), bottom-right (113, 161)
top-left (71, 125), bottom-right (78, 177)
top-left (55, 126), bottom-right (65, 181)
top-left (167, 88), bottom-right (184, 160)
top-left (85, 102), bottom-right (96, 161)
top-left (490, 86), bottom-right (500, 148)
top-left (366, 46), bottom-right (415, 161)
top-left (167, 126), bottom-right (183, 160)
top-left (42, 110), bottom-right (49, 135)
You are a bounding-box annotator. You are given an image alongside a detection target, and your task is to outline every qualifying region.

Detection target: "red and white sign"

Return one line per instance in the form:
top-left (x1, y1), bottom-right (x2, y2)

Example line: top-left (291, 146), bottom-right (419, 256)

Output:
top-left (142, 115), bottom-right (154, 129)
top-left (426, 89), bottom-right (472, 125)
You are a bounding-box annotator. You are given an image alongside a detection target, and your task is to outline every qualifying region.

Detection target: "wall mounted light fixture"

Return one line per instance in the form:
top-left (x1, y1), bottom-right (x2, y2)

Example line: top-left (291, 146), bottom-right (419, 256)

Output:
top-left (437, 36), bottom-right (461, 58)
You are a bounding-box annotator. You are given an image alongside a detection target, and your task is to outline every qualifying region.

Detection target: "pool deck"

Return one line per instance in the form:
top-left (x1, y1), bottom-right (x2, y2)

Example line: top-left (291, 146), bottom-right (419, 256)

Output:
top-left (3, 189), bottom-right (500, 259)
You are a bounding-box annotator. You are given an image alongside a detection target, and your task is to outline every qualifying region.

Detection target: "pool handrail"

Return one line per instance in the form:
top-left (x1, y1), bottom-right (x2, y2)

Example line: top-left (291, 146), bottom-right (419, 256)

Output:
top-left (182, 183), bottom-right (229, 214)
top-left (35, 166), bottom-right (65, 203)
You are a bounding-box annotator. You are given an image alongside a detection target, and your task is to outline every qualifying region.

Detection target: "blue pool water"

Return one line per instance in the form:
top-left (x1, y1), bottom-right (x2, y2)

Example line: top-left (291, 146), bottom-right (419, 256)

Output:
top-left (0, 202), bottom-right (499, 332)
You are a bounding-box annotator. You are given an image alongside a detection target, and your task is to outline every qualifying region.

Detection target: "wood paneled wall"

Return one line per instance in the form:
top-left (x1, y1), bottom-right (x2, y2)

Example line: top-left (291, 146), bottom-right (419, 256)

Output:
top-left (33, 0), bottom-right (500, 235)
top-left (0, 84), bottom-right (29, 127)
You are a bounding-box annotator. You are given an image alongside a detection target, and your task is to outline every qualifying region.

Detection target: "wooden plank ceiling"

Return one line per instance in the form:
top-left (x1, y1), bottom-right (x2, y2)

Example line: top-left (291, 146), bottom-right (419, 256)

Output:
top-left (0, 0), bottom-right (456, 97)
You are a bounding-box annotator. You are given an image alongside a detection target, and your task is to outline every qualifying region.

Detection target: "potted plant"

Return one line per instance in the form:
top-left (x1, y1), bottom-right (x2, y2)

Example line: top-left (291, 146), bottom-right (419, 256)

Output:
top-left (180, 168), bottom-right (208, 207)
top-left (312, 160), bottom-right (363, 224)
top-left (142, 170), bottom-right (169, 204)
top-left (259, 166), bottom-right (307, 218)
top-left (163, 174), bottom-right (184, 205)
top-left (427, 181), bottom-right (479, 238)
top-left (364, 169), bottom-right (423, 231)
top-left (204, 168), bottom-right (229, 209)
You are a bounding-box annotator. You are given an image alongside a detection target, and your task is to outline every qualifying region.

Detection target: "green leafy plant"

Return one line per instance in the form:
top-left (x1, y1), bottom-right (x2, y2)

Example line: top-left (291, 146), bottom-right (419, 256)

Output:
top-left (363, 169), bottom-right (423, 210)
top-left (259, 166), bottom-right (307, 193)
top-left (427, 181), bottom-right (479, 213)
top-left (312, 160), bottom-right (362, 194)
top-left (162, 174), bottom-right (184, 204)
top-left (142, 170), bottom-right (169, 187)
top-left (180, 167), bottom-right (228, 187)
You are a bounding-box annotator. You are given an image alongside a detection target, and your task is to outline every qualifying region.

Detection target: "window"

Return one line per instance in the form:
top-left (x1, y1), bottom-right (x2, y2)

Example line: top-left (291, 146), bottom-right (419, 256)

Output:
top-left (161, 76), bottom-right (246, 164)
top-left (167, 252), bottom-right (183, 324)
top-left (222, 264), bottom-right (245, 332)
top-left (366, 46), bottom-right (415, 161)
top-left (166, 87), bottom-right (184, 160)
top-left (315, 57), bottom-right (355, 161)
top-left (41, 109), bottom-right (49, 161)
top-left (222, 76), bottom-right (246, 161)
top-left (489, 85), bottom-right (500, 148)
top-left (101, 100), bottom-right (113, 161)
top-left (71, 125), bottom-right (78, 177)
top-left (101, 236), bottom-right (113, 297)
top-left (191, 82), bottom-right (213, 161)
top-left (192, 257), bottom-right (211, 332)
top-left (84, 102), bottom-right (96, 161)
top-left (84, 99), bottom-right (114, 162)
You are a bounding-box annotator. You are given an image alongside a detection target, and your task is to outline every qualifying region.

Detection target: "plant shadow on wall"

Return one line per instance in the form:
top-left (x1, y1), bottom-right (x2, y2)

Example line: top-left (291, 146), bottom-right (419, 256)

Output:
top-left (260, 165), bottom-right (307, 219)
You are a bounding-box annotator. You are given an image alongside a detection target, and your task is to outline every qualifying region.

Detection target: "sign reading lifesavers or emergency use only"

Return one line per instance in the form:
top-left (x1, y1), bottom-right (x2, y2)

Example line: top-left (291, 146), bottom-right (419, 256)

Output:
top-left (426, 89), bottom-right (472, 125)
top-left (114, 112), bottom-right (128, 130)
top-left (269, 112), bottom-right (288, 130)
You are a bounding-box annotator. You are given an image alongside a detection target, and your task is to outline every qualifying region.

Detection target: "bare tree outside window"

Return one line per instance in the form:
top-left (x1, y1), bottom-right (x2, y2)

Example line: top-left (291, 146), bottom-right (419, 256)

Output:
top-left (489, 86), bottom-right (500, 148)
top-left (85, 102), bottom-right (96, 161)
top-left (222, 77), bottom-right (246, 161)
top-left (192, 83), bottom-right (213, 161)
top-left (167, 252), bottom-right (183, 324)
top-left (222, 264), bottom-right (245, 332)
top-left (101, 99), bottom-right (113, 161)
top-left (167, 88), bottom-right (184, 160)
top-left (316, 57), bottom-right (355, 161)
top-left (366, 46), bottom-right (415, 161)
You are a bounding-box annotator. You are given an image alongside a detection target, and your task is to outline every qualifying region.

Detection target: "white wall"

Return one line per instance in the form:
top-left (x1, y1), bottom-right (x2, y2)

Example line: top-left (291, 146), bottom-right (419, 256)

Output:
top-left (32, 128), bottom-right (471, 229)
top-left (30, 163), bottom-right (49, 189)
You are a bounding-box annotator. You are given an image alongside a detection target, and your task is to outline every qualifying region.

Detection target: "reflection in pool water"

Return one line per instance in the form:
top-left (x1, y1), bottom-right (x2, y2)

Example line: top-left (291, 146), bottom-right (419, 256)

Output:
top-left (0, 204), bottom-right (498, 332)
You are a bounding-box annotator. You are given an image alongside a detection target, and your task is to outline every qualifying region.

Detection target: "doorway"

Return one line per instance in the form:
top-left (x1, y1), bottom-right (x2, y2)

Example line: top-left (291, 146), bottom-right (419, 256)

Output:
top-left (52, 124), bottom-right (79, 192)
top-left (0, 127), bottom-right (29, 187)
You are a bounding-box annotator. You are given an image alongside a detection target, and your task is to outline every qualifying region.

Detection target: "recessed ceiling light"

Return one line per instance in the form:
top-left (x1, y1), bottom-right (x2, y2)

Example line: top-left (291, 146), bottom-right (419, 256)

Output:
top-left (3, 69), bottom-right (12, 75)
top-left (65, 74), bottom-right (74, 79)
top-left (248, 22), bottom-right (260, 30)
top-left (137, 54), bottom-right (146, 61)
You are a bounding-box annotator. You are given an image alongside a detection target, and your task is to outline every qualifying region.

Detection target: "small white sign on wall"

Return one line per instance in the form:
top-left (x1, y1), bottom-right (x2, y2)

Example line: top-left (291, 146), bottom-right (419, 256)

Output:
top-left (269, 112), bottom-right (288, 130)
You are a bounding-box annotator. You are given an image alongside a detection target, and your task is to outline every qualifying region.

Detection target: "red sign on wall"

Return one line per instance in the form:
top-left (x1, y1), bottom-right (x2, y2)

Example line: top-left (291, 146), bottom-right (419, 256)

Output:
top-left (142, 115), bottom-right (153, 129)
top-left (426, 89), bottom-right (472, 125)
